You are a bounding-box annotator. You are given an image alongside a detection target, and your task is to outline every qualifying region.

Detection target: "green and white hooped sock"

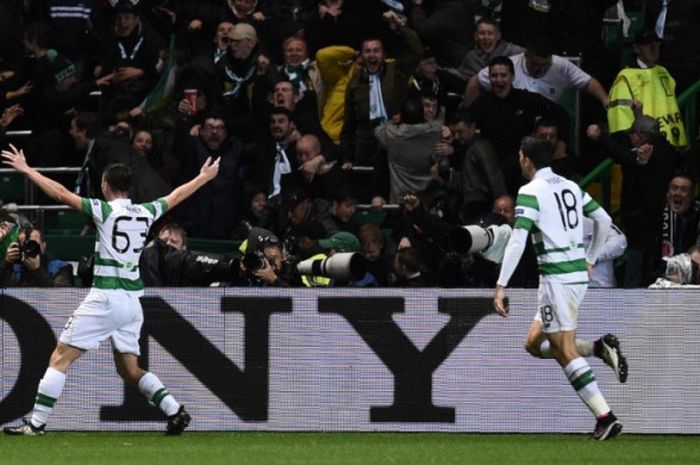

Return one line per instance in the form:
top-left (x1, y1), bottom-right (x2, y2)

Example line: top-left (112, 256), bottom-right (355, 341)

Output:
top-left (137, 372), bottom-right (180, 416)
top-left (564, 357), bottom-right (610, 417)
top-left (31, 367), bottom-right (66, 428)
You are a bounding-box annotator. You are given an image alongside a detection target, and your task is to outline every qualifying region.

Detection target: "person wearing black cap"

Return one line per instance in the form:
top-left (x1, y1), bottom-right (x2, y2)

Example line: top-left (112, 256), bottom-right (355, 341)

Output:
top-left (96, 0), bottom-right (165, 115)
top-left (586, 115), bottom-right (683, 287)
top-left (607, 28), bottom-right (687, 148)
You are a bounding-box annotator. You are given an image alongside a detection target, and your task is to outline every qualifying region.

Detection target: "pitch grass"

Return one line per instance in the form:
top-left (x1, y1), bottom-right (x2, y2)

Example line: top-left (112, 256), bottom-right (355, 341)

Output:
top-left (1, 432), bottom-right (698, 465)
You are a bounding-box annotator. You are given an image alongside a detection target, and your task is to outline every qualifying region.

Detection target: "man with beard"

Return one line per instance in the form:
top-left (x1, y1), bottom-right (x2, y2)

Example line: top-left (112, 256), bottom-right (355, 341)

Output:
top-left (254, 79), bottom-right (339, 160)
top-left (251, 107), bottom-right (301, 200)
top-left (96, 0), bottom-right (164, 115)
top-left (175, 112), bottom-right (246, 238)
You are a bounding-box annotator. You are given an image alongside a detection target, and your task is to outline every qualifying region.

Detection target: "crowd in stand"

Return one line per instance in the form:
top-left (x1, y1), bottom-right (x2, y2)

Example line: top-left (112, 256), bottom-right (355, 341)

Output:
top-left (1, 0), bottom-right (700, 289)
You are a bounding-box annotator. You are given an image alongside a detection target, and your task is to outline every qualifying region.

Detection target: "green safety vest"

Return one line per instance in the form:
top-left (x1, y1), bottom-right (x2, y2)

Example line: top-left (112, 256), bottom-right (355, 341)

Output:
top-left (301, 252), bottom-right (332, 287)
top-left (607, 65), bottom-right (687, 147)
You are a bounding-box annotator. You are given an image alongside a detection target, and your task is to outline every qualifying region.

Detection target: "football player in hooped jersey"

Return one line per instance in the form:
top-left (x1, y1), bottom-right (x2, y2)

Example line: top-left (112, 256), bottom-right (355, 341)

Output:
top-left (493, 136), bottom-right (627, 441)
top-left (1, 144), bottom-right (220, 436)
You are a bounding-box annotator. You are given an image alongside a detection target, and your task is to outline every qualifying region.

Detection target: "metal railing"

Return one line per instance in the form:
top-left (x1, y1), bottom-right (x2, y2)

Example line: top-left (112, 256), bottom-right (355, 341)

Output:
top-left (0, 167), bottom-right (81, 205)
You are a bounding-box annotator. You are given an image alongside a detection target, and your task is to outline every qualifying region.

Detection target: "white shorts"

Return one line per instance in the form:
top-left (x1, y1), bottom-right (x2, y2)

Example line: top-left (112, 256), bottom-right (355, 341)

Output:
top-left (59, 288), bottom-right (144, 355)
top-left (534, 282), bottom-right (587, 333)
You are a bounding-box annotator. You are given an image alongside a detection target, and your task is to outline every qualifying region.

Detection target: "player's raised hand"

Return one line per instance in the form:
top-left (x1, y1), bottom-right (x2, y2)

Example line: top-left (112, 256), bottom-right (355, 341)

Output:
top-left (1, 144), bottom-right (31, 174)
top-left (200, 156), bottom-right (221, 181)
top-left (493, 285), bottom-right (509, 317)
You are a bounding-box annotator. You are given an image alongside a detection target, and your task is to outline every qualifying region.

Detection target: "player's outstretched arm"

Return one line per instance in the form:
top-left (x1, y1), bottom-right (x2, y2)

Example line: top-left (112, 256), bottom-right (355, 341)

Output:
top-left (163, 156), bottom-right (220, 210)
top-left (1, 144), bottom-right (82, 211)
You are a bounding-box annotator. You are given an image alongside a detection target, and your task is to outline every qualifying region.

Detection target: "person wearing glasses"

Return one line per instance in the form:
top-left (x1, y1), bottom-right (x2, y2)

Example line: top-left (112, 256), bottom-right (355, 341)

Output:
top-left (173, 111), bottom-right (247, 238)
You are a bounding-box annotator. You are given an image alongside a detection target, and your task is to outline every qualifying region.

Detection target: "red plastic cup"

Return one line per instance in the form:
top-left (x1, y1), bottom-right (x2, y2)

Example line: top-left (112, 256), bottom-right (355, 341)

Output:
top-left (184, 89), bottom-right (197, 115)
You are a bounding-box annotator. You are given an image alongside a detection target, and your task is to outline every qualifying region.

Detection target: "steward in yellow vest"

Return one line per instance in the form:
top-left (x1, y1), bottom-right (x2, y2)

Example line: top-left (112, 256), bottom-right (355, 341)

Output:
top-left (607, 29), bottom-right (687, 148)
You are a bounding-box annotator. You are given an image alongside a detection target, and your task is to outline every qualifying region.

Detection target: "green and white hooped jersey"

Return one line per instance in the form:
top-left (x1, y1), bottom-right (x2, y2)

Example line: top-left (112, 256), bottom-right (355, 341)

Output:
top-left (81, 197), bottom-right (168, 292)
top-left (514, 168), bottom-right (600, 284)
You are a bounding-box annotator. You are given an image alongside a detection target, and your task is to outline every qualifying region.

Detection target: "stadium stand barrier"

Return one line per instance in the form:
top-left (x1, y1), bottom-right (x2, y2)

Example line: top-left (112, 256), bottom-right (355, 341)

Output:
top-left (2, 287), bottom-right (699, 433)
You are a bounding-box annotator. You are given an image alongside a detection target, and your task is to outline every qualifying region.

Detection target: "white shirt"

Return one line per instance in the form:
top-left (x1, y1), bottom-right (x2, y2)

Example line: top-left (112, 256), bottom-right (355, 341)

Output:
top-left (497, 168), bottom-right (612, 286)
top-left (478, 53), bottom-right (592, 102)
top-left (583, 218), bottom-right (627, 288)
top-left (82, 197), bottom-right (167, 293)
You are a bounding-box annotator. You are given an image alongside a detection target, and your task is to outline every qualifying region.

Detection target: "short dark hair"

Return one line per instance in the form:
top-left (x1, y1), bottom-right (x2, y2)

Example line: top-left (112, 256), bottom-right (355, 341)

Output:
top-left (475, 17), bottom-right (500, 31)
top-left (361, 37), bottom-right (384, 50)
top-left (74, 111), bottom-right (102, 139)
top-left (670, 172), bottom-right (696, 188)
top-left (520, 136), bottom-right (554, 169)
top-left (270, 106), bottom-right (294, 122)
top-left (450, 109), bottom-right (477, 126)
top-left (533, 117), bottom-right (560, 135)
top-left (274, 78), bottom-right (299, 96)
top-left (160, 223), bottom-right (188, 247)
top-left (202, 110), bottom-right (229, 130)
top-left (526, 35), bottom-right (555, 58)
top-left (400, 95), bottom-right (425, 125)
top-left (102, 163), bottom-right (132, 193)
top-left (489, 56), bottom-right (514, 75)
top-left (396, 247), bottom-right (424, 274)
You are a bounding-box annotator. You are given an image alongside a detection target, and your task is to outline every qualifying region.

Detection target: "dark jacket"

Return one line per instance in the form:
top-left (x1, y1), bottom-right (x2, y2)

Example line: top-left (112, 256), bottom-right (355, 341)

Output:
top-left (597, 132), bottom-right (682, 248)
top-left (98, 23), bottom-right (164, 114)
top-left (458, 134), bottom-right (508, 222)
top-left (468, 88), bottom-right (569, 194)
top-left (339, 25), bottom-right (422, 166)
top-left (176, 135), bottom-right (247, 238)
top-left (0, 254), bottom-right (73, 287)
top-left (85, 135), bottom-right (171, 203)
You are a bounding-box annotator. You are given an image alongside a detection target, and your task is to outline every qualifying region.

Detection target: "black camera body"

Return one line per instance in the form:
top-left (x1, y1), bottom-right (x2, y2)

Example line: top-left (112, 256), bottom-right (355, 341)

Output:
top-left (21, 239), bottom-right (41, 259)
top-left (10, 238), bottom-right (41, 263)
top-left (242, 251), bottom-right (269, 273)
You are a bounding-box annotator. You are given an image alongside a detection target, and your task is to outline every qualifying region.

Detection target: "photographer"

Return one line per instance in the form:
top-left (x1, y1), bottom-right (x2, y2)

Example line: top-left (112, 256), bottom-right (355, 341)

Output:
top-left (237, 228), bottom-right (297, 287)
top-left (649, 244), bottom-right (700, 288)
top-left (401, 194), bottom-right (536, 288)
top-left (140, 224), bottom-right (236, 287)
top-left (0, 226), bottom-right (73, 287)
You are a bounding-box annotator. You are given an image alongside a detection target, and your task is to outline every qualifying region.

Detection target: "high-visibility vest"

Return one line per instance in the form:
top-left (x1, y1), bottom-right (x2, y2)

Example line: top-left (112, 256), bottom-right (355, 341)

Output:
top-left (607, 65), bottom-right (687, 148)
top-left (300, 252), bottom-right (332, 287)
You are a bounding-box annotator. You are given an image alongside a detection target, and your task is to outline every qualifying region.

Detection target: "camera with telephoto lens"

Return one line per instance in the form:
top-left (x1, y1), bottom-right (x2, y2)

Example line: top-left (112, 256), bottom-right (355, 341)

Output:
top-left (660, 253), bottom-right (700, 285)
top-left (20, 239), bottom-right (41, 259)
top-left (296, 252), bottom-right (367, 282)
top-left (448, 223), bottom-right (512, 264)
